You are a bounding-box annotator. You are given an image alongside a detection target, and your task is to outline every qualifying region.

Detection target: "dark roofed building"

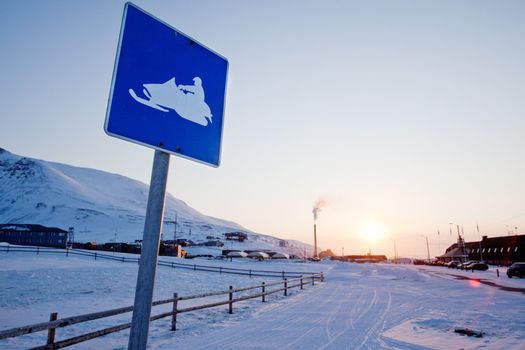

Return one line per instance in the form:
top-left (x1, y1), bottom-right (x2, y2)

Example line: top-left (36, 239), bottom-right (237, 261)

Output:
top-left (0, 224), bottom-right (68, 248)
top-left (438, 235), bottom-right (468, 263)
top-left (439, 234), bottom-right (525, 266)
top-left (224, 232), bottom-right (248, 242)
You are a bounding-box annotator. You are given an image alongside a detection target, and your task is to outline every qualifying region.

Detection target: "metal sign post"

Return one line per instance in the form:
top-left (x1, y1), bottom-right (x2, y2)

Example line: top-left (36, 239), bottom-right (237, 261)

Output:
top-left (128, 150), bottom-right (170, 349)
top-left (105, 3), bottom-right (228, 348)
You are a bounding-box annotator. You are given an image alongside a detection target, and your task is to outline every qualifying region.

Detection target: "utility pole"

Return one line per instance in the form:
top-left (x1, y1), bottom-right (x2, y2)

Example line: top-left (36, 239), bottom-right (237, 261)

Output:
top-left (67, 227), bottom-right (74, 249)
top-left (477, 223), bottom-right (483, 261)
top-left (394, 240), bottom-right (398, 263)
top-left (174, 212), bottom-right (177, 241)
top-left (437, 229), bottom-right (441, 256)
top-left (426, 236), bottom-right (430, 262)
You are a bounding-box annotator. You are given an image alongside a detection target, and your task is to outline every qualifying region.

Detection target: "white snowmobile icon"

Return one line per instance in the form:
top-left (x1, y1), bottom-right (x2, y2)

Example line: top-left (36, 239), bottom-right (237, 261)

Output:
top-left (129, 76), bottom-right (212, 126)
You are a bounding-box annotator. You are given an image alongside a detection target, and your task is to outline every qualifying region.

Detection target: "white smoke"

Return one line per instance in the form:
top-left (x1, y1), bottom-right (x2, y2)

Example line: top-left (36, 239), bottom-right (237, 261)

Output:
top-left (312, 198), bottom-right (327, 222)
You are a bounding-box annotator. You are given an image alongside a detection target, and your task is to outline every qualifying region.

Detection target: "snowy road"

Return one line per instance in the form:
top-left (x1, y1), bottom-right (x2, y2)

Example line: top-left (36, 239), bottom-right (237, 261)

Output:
top-left (160, 262), bottom-right (525, 350)
top-left (173, 266), bottom-right (392, 349)
top-left (149, 263), bottom-right (392, 349)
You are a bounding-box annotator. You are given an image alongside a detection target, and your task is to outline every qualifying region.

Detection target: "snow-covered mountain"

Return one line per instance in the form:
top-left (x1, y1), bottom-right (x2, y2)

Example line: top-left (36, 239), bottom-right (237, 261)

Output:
top-left (0, 148), bottom-right (310, 256)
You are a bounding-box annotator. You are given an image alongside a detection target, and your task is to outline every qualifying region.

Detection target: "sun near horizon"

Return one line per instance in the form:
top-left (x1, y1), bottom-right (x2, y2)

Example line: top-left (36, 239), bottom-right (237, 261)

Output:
top-left (360, 221), bottom-right (388, 244)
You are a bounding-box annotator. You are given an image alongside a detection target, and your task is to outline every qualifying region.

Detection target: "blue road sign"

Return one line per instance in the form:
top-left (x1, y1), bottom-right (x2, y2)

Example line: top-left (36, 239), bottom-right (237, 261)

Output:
top-left (105, 2), bottom-right (228, 167)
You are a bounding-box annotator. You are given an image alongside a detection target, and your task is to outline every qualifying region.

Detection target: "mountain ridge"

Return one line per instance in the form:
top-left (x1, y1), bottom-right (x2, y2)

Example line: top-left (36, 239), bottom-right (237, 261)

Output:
top-left (0, 148), bottom-right (311, 256)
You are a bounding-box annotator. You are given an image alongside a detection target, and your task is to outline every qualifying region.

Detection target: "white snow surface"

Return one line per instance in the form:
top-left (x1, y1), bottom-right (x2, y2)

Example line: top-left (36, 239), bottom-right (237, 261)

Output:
top-left (1, 248), bottom-right (524, 349)
top-left (0, 148), bottom-right (312, 256)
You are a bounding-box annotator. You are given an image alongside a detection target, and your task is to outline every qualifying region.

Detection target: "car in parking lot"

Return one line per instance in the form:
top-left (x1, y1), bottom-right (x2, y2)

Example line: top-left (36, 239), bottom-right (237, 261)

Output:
top-left (447, 261), bottom-right (460, 269)
top-left (467, 262), bottom-right (489, 271)
top-left (459, 260), bottom-right (478, 270)
top-left (507, 262), bottom-right (525, 278)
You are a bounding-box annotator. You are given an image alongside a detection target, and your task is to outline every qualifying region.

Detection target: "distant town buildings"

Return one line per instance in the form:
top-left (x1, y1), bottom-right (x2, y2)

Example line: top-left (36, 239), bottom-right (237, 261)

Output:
top-left (332, 254), bottom-right (388, 263)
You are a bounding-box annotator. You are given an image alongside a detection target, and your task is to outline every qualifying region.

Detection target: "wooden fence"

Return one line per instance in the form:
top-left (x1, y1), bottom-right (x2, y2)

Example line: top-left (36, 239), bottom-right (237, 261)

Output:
top-left (0, 245), bottom-right (319, 279)
top-left (0, 273), bottom-right (324, 349)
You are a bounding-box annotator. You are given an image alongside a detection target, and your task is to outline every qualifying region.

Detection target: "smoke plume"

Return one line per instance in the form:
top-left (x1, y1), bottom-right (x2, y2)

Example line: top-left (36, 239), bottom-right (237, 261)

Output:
top-left (312, 198), bottom-right (327, 221)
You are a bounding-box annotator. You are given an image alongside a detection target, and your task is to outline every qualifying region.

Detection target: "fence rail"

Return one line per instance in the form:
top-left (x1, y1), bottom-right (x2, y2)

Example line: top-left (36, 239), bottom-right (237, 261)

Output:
top-left (0, 273), bottom-right (324, 349)
top-left (0, 245), bottom-right (319, 278)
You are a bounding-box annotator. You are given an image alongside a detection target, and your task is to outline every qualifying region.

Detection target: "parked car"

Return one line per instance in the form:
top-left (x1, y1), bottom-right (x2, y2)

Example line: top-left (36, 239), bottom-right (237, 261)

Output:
top-left (468, 262), bottom-right (489, 271)
top-left (507, 262), bottom-right (525, 278)
top-left (447, 261), bottom-right (460, 269)
top-left (460, 261), bottom-right (478, 270)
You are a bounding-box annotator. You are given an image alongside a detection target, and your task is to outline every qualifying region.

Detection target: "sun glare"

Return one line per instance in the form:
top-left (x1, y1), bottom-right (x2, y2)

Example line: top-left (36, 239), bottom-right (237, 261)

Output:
top-left (468, 279), bottom-right (481, 288)
top-left (361, 222), bottom-right (386, 243)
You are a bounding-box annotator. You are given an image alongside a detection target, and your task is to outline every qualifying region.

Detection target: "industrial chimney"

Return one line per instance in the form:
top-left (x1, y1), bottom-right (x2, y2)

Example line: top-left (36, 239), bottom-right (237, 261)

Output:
top-left (313, 223), bottom-right (317, 258)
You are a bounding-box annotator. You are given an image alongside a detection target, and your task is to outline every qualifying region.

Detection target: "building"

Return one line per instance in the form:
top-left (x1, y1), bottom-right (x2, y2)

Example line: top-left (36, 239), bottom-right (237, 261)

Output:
top-left (439, 234), bottom-right (525, 266)
top-left (0, 224), bottom-right (68, 248)
top-left (438, 235), bottom-right (468, 263)
top-left (224, 232), bottom-right (248, 241)
top-left (159, 241), bottom-right (186, 258)
top-left (333, 254), bottom-right (388, 263)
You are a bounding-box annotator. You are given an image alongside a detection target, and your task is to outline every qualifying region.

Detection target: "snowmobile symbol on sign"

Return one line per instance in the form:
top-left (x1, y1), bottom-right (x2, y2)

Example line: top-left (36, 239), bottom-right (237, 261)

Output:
top-left (129, 76), bottom-right (213, 126)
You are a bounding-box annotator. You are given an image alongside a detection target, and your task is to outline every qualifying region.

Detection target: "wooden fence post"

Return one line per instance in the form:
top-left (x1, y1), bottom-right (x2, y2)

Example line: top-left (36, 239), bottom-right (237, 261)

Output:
top-left (228, 286), bottom-right (233, 314)
top-left (282, 271), bottom-right (285, 279)
top-left (300, 276), bottom-right (303, 290)
top-left (94, 252), bottom-right (97, 260)
top-left (321, 272), bottom-right (324, 282)
top-left (284, 278), bottom-right (288, 296)
top-left (66, 248), bottom-right (69, 257)
top-left (47, 312), bottom-right (58, 345)
top-left (171, 293), bottom-right (178, 331)
top-left (194, 264), bottom-right (196, 271)
top-left (37, 247), bottom-right (40, 255)
top-left (219, 267), bottom-right (222, 274)
top-left (249, 269), bottom-right (252, 278)
top-left (262, 282), bottom-right (266, 302)
top-left (312, 275), bottom-right (315, 286)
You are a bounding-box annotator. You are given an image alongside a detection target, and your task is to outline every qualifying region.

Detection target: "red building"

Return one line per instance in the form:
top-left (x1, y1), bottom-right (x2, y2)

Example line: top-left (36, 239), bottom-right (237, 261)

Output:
top-left (439, 234), bottom-right (525, 266)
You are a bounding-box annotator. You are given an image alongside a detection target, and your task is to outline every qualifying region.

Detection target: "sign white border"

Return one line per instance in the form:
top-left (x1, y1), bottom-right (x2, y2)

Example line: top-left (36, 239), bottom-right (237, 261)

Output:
top-left (104, 2), bottom-right (229, 167)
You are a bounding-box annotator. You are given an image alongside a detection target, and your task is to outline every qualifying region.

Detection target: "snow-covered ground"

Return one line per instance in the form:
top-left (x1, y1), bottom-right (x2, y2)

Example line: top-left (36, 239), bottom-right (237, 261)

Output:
top-left (1, 248), bottom-right (524, 349)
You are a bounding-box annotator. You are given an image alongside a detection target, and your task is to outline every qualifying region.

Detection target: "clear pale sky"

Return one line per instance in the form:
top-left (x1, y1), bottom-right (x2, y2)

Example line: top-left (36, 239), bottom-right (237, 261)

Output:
top-left (2, 0), bottom-right (524, 258)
